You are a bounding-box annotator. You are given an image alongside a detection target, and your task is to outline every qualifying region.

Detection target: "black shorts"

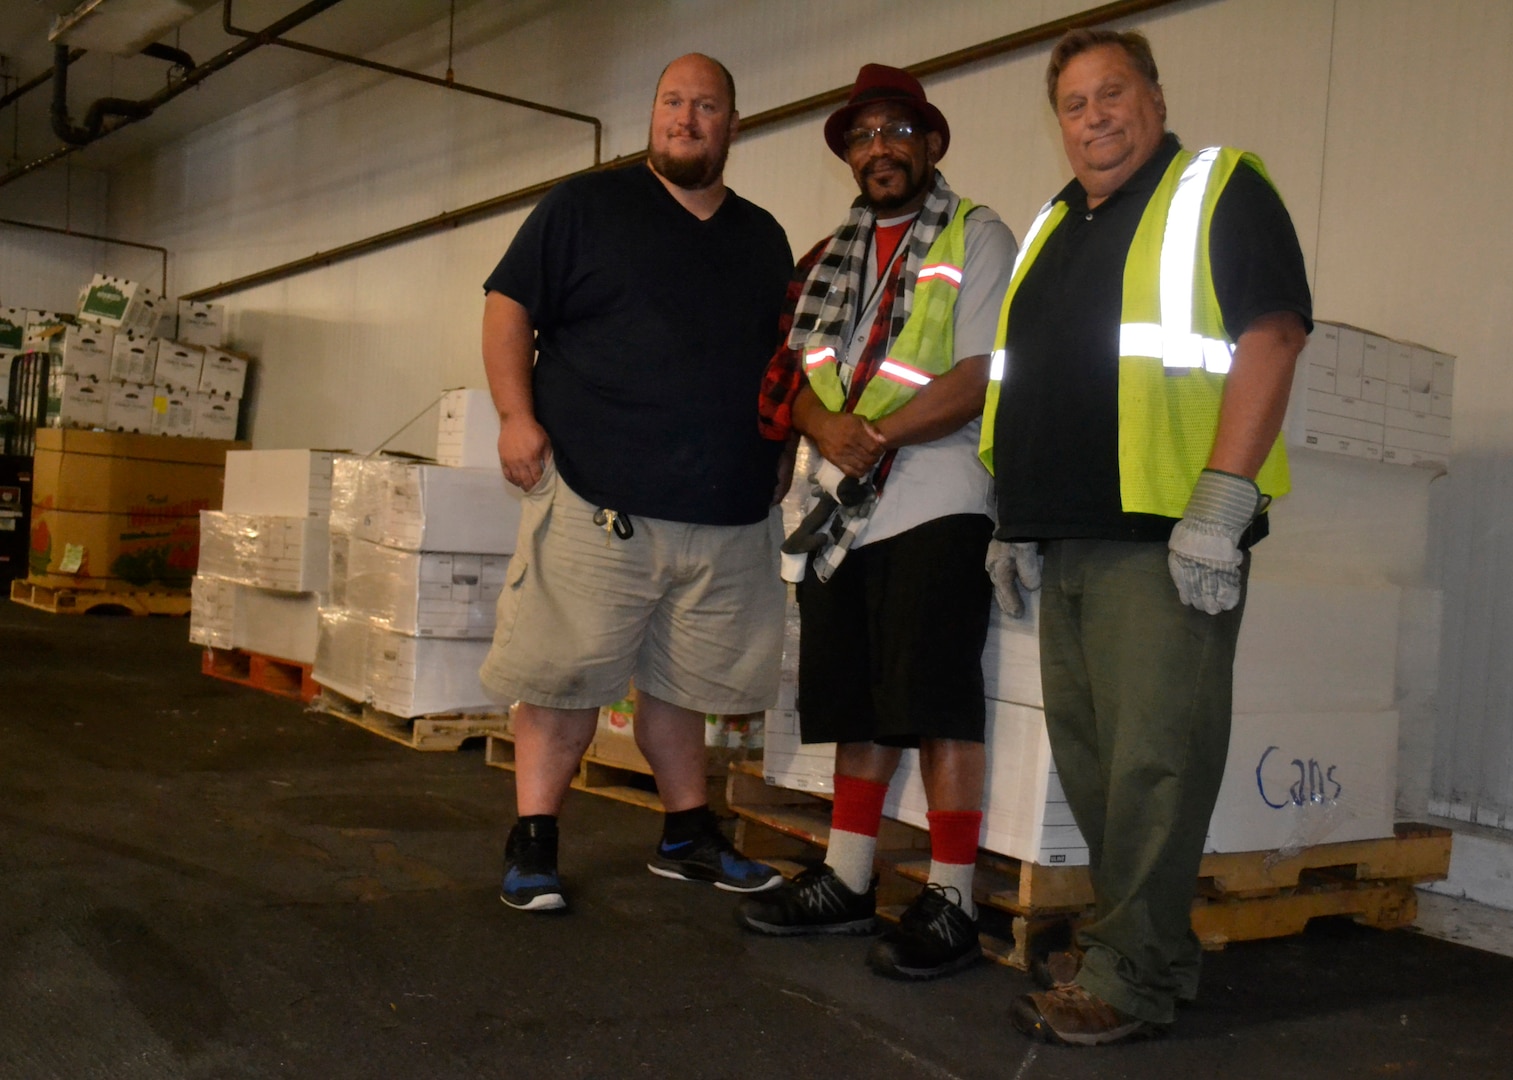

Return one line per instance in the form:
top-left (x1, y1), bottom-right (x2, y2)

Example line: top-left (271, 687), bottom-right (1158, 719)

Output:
top-left (796, 513), bottom-right (993, 748)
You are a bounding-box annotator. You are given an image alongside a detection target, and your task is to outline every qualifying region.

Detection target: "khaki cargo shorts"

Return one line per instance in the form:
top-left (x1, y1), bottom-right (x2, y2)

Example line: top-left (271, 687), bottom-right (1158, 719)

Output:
top-left (479, 457), bottom-right (785, 714)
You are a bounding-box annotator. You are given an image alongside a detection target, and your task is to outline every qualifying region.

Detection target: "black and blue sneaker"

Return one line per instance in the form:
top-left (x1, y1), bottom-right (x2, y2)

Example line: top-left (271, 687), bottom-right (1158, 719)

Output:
top-left (500, 819), bottom-right (566, 913)
top-left (647, 826), bottom-right (782, 893)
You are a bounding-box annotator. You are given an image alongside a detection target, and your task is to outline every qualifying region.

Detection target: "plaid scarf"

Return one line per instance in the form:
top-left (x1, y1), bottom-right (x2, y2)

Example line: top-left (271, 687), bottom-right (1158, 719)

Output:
top-left (760, 172), bottom-right (960, 581)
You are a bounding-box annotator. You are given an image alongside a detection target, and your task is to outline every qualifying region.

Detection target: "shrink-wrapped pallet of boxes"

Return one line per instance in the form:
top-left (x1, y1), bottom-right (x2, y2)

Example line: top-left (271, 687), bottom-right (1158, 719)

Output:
top-left (311, 454), bottom-right (522, 721)
top-left (191, 450), bottom-right (335, 673)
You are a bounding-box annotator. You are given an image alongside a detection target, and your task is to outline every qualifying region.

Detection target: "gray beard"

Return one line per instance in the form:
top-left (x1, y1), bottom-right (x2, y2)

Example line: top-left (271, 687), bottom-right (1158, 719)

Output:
top-left (648, 143), bottom-right (728, 190)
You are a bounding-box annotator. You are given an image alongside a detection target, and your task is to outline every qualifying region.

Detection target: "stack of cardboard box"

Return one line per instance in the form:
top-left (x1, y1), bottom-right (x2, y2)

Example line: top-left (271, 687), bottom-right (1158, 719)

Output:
top-left (27, 428), bottom-right (245, 593)
top-left (191, 450), bottom-right (334, 664)
top-left (311, 440), bottom-right (523, 719)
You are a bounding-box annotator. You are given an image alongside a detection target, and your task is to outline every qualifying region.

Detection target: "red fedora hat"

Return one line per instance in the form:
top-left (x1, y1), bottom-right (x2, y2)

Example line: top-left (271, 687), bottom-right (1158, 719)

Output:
top-left (823, 63), bottom-right (950, 160)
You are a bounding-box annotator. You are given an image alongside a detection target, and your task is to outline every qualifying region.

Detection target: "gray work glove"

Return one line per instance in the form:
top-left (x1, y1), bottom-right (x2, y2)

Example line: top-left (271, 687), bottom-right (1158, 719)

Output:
top-left (1167, 469), bottom-right (1268, 615)
top-left (986, 539), bottom-right (1041, 619)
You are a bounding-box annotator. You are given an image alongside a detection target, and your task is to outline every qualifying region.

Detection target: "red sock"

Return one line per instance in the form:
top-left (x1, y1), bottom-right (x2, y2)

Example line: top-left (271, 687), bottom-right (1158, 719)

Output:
top-left (831, 773), bottom-right (889, 837)
top-left (926, 809), bottom-right (982, 865)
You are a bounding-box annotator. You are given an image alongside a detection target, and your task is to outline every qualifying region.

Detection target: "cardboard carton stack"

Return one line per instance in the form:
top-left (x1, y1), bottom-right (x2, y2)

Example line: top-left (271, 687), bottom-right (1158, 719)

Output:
top-left (191, 450), bottom-right (334, 664)
top-left (37, 275), bottom-right (252, 439)
top-left (762, 448), bottom-right (1404, 865)
top-left (26, 428), bottom-right (245, 592)
top-left (311, 452), bottom-right (524, 718)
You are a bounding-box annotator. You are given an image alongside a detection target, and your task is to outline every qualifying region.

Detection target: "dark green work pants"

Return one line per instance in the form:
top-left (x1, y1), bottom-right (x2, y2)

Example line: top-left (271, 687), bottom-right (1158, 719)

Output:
top-left (1039, 539), bottom-right (1248, 1024)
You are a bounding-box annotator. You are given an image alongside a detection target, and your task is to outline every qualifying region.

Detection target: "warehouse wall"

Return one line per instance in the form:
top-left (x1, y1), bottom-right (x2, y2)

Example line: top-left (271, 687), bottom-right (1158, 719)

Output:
top-left (91, 2), bottom-right (1513, 859)
top-left (0, 167), bottom-right (116, 314)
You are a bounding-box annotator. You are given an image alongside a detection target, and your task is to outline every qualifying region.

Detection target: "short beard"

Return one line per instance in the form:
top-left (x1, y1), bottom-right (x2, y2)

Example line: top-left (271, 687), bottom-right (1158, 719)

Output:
top-left (865, 161), bottom-right (932, 212)
top-left (648, 141), bottom-right (729, 191)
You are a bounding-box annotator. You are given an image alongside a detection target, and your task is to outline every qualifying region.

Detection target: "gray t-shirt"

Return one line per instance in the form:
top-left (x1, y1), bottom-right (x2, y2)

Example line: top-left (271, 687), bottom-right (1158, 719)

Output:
top-left (834, 204), bottom-right (1018, 546)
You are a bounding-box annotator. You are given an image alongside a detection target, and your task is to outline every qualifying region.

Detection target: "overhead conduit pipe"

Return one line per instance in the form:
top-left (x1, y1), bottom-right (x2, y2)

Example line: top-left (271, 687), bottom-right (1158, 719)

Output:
top-left (182, 0), bottom-right (1195, 303)
top-left (220, 0), bottom-right (603, 165)
top-left (0, 0), bottom-right (348, 187)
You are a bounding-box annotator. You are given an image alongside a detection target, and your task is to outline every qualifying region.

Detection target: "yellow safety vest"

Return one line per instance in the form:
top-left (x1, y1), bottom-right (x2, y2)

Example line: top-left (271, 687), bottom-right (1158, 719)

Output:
top-left (979, 147), bottom-right (1289, 517)
top-left (803, 199), bottom-right (974, 419)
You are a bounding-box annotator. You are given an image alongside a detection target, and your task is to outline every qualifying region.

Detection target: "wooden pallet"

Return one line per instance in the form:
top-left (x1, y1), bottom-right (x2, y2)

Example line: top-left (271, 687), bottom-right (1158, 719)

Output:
top-left (726, 760), bottom-right (1453, 970)
top-left (314, 690), bottom-right (509, 751)
top-left (10, 577), bottom-right (191, 616)
top-left (201, 646), bottom-right (320, 704)
top-left (485, 733), bottom-right (738, 815)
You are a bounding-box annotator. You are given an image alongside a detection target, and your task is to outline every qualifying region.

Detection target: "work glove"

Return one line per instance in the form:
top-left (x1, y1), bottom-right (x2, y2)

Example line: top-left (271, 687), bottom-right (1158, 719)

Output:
top-left (985, 539), bottom-right (1041, 619)
top-left (1167, 469), bottom-right (1267, 615)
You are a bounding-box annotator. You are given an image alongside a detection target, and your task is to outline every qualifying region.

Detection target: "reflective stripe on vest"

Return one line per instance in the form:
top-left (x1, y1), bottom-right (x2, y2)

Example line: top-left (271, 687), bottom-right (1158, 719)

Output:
top-left (1118, 147), bottom-right (1234, 374)
top-left (804, 198), bottom-right (975, 419)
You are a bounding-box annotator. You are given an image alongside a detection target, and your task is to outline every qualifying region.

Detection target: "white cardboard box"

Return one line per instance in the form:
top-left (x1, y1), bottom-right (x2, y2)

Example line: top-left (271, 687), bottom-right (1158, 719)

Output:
top-left (58, 324), bottom-right (115, 382)
top-left (153, 340), bottom-right (204, 392)
top-left (150, 391), bottom-right (196, 438)
top-left (79, 274), bottom-right (161, 336)
top-left (366, 629), bottom-right (496, 718)
top-left (47, 371), bottom-right (108, 428)
top-left (198, 511), bottom-right (330, 593)
top-left (105, 380), bottom-right (155, 434)
top-left (189, 574), bottom-right (237, 649)
top-left (0, 308), bottom-right (23, 350)
top-left (436, 388), bottom-right (501, 468)
top-left (234, 585), bottom-right (321, 664)
top-left (353, 458), bottom-right (521, 554)
top-left (343, 537), bottom-right (506, 638)
top-left (109, 331), bottom-right (157, 384)
top-left (176, 300), bottom-right (224, 348)
top-left (192, 393), bottom-right (239, 440)
top-left (313, 608), bottom-right (370, 702)
top-left (1205, 709), bottom-right (1399, 853)
top-left (223, 449), bottom-right (335, 519)
top-left (199, 347), bottom-right (249, 398)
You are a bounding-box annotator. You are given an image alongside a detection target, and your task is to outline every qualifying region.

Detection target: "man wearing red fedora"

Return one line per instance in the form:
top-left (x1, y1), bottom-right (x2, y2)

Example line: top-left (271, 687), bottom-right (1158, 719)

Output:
top-left (742, 63), bottom-right (1020, 981)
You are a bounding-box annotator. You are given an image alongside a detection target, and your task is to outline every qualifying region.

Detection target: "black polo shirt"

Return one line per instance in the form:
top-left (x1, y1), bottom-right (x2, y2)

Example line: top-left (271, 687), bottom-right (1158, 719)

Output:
top-left (993, 133), bottom-right (1312, 543)
top-left (484, 164), bottom-right (793, 526)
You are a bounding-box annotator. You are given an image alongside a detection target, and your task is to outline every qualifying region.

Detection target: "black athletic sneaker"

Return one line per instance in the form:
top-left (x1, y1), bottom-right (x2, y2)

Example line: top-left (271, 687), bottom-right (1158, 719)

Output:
top-left (647, 826), bottom-right (782, 893)
top-left (500, 820), bottom-right (566, 913)
top-left (866, 884), bottom-right (981, 980)
top-left (734, 864), bottom-right (879, 935)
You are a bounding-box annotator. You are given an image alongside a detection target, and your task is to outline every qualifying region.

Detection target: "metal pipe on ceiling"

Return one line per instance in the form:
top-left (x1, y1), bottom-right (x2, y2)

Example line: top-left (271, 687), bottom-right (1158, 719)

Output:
top-left (222, 0), bottom-right (603, 165)
top-left (0, 216), bottom-right (168, 297)
top-left (0, 0), bottom-right (347, 188)
top-left (0, 49), bottom-right (85, 112)
top-left (182, 0), bottom-right (1191, 303)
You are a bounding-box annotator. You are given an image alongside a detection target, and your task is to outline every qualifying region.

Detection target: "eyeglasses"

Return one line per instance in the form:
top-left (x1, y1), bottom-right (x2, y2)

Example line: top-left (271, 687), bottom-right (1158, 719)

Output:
top-left (842, 120), bottom-right (920, 150)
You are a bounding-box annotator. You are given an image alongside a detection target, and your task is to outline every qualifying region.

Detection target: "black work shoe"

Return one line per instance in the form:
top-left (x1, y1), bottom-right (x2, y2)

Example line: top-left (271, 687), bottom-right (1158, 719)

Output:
top-left (500, 820), bottom-right (566, 913)
top-left (735, 864), bottom-right (879, 936)
top-left (866, 884), bottom-right (982, 980)
top-left (648, 826), bottom-right (782, 893)
top-left (1010, 985), bottom-right (1170, 1046)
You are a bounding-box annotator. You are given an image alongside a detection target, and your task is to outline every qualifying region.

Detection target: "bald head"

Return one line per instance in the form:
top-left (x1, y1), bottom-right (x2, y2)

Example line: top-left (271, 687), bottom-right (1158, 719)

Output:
top-left (646, 53), bottom-right (740, 192)
top-left (656, 53), bottom-right (736, 113)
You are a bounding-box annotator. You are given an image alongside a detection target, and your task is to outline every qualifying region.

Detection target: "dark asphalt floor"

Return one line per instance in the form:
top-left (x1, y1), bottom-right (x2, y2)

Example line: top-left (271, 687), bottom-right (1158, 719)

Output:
top-left (2, 599), bottom-right (1510, 1080)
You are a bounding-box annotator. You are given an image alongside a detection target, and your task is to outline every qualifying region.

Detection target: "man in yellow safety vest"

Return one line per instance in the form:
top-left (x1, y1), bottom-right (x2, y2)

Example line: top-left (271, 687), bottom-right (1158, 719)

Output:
top-left (980, 29), bottom-right (1313, 1044)
top-left (742, 63), bottom-right (1018, 981)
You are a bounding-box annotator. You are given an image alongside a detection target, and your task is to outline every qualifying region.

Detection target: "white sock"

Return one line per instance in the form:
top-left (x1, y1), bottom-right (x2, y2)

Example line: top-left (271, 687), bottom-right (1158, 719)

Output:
top-left (824, 828), bottom-right (877, 895)
top-left (928, 859), bottom-right (978, 920)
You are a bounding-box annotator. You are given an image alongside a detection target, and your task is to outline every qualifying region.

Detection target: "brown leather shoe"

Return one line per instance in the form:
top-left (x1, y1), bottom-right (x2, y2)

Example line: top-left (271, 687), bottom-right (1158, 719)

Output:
top-left (1010, 984), bottom-right (1169, 1046)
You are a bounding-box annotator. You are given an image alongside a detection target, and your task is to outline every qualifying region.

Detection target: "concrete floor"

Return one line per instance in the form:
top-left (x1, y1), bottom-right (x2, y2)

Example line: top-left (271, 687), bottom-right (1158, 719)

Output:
top-left (3, 600), bottom-right (1511, 1080)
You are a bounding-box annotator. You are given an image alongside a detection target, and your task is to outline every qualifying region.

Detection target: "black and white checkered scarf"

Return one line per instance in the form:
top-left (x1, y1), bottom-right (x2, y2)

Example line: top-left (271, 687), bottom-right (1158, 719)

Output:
top-left (785, 171), bottom-right (959, 375)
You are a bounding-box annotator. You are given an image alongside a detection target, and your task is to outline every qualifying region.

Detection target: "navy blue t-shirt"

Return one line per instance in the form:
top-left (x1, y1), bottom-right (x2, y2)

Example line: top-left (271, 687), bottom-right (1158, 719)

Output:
top-left (483, 164), bottom-right (793, 526)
